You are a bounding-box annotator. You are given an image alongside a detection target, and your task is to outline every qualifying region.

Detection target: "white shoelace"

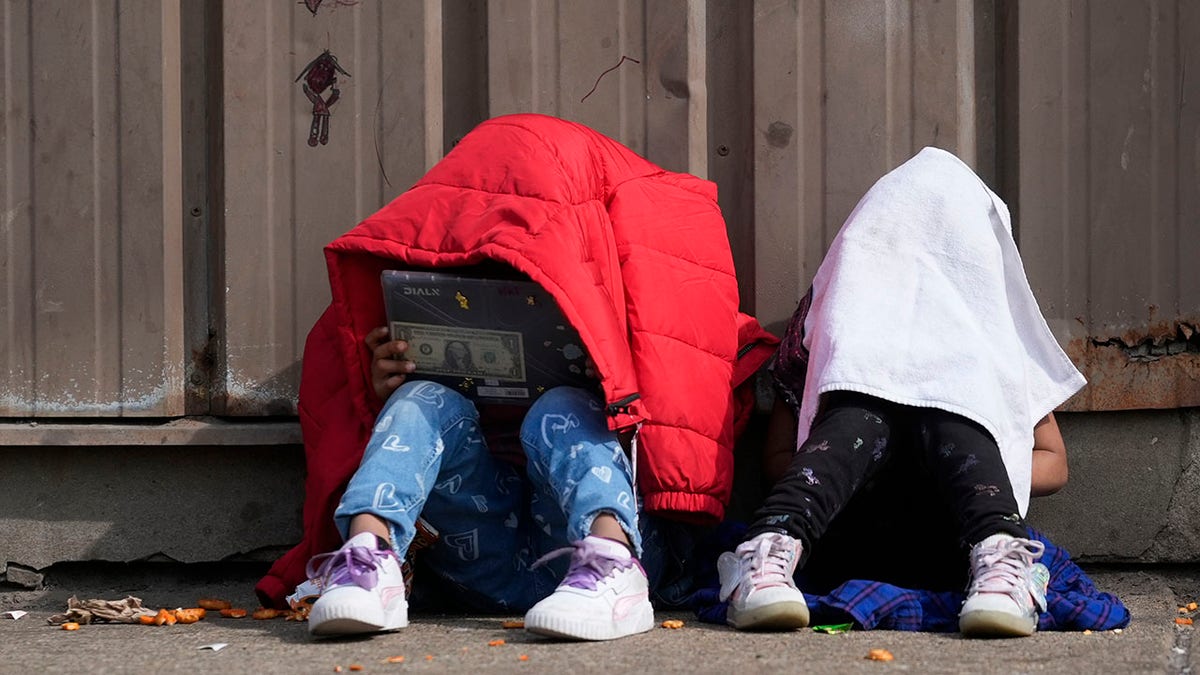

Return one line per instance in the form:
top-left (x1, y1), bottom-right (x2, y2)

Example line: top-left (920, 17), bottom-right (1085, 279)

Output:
top-left (968, 537), bottom-right (1046, 609)
top-left (720, 533), bottom-right (797, 600)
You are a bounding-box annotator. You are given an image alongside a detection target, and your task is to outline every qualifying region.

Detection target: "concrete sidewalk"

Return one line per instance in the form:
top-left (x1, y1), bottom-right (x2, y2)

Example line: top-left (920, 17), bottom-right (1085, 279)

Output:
top-left (0, 564), bottom-right (1195, 674)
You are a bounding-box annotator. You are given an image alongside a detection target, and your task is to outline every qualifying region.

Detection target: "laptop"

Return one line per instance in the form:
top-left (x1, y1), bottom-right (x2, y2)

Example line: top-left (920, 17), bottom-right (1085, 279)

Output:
top-left (381, 269), bottom-right (595, 405)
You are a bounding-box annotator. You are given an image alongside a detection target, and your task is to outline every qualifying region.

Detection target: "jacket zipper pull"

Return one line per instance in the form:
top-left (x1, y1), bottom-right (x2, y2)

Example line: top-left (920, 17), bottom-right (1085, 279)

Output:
top-left (605, 392), bottom-right (641, 416)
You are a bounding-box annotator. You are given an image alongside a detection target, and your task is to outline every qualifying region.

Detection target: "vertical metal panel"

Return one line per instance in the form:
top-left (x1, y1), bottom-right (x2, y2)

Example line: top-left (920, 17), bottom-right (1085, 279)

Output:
top-left (442, 0), bottom-right (489, 148)
top-left (489, 0), bottom-right (642, 153)
top-left (752, 0), bottom-right (994, 333)
top-left (0, 0), bottom-right (185, 417)
top-left (219, 0), bottom-right (442, 415)
top-left (487, 0), bottom-right (713, 177)
top-left (752, 0), bottom-right (826, 335)
top-left (706, 1), bottom-right (756, 311)
top-left (180, 0), bottom-right (218, 416)
top-left (1017, 0), bottom-right (1200, 411)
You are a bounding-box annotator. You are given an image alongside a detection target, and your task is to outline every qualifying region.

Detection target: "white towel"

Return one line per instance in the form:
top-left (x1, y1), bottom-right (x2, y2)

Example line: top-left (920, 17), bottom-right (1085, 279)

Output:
top-left (798, 147), bottom-right (1086, 516)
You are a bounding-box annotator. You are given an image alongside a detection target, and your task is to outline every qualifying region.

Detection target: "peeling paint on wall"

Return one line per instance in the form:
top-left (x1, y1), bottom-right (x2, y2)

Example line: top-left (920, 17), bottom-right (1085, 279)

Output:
top-left (0, 361), bottom-right (185, 417)
top-left (1063, 318), bottom-right (1200, 411)
top-left (0, 382), bottom-right (177, 416)
top-left (221, 368), bottom-right (300, 417)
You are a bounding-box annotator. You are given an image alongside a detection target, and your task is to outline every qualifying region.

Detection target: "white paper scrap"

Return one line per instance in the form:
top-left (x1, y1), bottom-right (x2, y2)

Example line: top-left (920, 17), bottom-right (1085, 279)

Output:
top-left (198, 643), bottom-right (229, 652)
top-left (2, 611), bottom-right (27, 620)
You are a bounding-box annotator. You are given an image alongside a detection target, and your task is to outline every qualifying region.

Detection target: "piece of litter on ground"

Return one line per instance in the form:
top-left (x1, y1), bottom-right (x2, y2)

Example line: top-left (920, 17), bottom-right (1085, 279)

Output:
top-left (2, 611), bottom-right (27, 620)
top-left (812, 622), bottom-right (853, 634)
top-left (1173, 647), bottom-right (1187, 655)
top-left (198, 643), bottom-right (228, 652)
top-left (865, 648), bottom-right (894, 662)
top-left (1083, 629), bottom-right (1092, 635)
top-left (660, 620), bottom-right (684, 629)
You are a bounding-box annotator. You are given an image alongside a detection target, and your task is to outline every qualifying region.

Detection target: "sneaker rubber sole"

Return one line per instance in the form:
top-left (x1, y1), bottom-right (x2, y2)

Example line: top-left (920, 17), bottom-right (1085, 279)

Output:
top-left (308, 600), bottom-right (408, 637)
top-left (959, 609), bottom-right (1036, 638)
top-left (524, 602), bottom-right (655, 641)
top-left (727, 600), bottom-right (810, 631)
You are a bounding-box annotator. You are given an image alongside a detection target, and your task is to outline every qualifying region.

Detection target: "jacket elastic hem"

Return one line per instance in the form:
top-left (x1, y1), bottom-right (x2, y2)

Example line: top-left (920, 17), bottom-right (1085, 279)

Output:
top-left (642, 491), bottom-right (724, 525)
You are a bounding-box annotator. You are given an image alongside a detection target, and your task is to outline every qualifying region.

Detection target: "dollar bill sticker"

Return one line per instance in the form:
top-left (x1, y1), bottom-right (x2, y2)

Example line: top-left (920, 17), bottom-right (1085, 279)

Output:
top-left (391, 321), bottom-right (526, 381)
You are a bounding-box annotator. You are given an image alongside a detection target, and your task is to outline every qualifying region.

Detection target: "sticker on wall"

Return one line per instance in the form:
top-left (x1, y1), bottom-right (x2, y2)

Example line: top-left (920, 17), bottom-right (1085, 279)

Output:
top-left (295, 50), bottom-right (351, 146)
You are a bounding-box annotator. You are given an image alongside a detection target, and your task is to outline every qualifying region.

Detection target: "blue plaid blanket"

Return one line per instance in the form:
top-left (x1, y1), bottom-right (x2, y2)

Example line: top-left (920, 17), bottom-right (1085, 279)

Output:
top-left (691, 525), bottom-right (1129, 632)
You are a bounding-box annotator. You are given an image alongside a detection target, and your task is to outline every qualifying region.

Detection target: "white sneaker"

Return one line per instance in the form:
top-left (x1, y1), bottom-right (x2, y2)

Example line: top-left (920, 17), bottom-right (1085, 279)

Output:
top-left (717, 531), bottom-right (809, 631)
top-left (959, 534), bottom-right (1048, 638)
top-left (524, 536), bottom-right (655, 641)
top-left (307, 532), bottom-right (409, 637)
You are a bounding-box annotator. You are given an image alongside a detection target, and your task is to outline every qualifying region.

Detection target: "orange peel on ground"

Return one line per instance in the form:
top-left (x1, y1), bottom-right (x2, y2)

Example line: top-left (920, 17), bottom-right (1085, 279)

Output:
top-left (501, 619), bottom-right (525, 629)
top-left (385, 656), bottom-right (406, 663)
top-left (1189, 602), bottom-right (1199, 611)
top-left (61, 622), bottom-right (80, 631)
top-left (252, 608), bottom-right (284, 620)
top-left (173, 608), bottom-right (206, 624)
top-left (519, 655), bottom-right (530, 661)
top-left (219, 608), bottom-right (248, 618)
top-left (661, 619), bottom-right (685, 629)
top-left (349, 666), bottom-right (363, 672)
top-left (865, 648), bottom-right (895, 661)
top-left (488, 639), bottom-right (506, 646)
top-left (197, 598), bottom-right (232, 611)
top-left (1177, 617), bottom-right (1194, 625)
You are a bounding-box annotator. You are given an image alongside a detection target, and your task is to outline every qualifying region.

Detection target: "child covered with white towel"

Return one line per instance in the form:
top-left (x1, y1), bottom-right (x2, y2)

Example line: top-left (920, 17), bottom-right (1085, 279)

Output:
top-left (717, 147), bottom-right (1087, 638)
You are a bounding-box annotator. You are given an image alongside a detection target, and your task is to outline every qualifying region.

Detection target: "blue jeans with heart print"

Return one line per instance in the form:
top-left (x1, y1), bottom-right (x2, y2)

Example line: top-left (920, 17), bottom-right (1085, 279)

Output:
top-left (333, 380), bottom-right (642, 612)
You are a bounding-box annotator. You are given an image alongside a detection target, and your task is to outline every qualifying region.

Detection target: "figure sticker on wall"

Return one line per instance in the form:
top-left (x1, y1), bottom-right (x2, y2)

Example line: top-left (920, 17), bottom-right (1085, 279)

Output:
top-left (296, 50), bottom-right (351, 147)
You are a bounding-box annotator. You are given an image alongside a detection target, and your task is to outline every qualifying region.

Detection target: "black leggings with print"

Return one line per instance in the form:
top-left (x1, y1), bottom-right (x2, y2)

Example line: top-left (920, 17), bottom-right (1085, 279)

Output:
top-left (747, 391), bottom-right (1027, 591)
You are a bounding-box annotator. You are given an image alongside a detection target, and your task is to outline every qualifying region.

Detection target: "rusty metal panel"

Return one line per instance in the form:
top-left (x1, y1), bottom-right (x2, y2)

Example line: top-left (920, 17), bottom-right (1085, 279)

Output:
top-left (0, 0), bottom-right (186, 417)
top-left (219, 0), bottom-right (442, 415)
top-left (1016, 0), bottom-right (1200, 411)
top-left (752, 0), bottom-right (996, 334)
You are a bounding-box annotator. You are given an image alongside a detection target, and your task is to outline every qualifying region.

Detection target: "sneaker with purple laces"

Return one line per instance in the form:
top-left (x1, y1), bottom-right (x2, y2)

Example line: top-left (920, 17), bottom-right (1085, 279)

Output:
top-left (307, 532), bottom-right (408, 637)
top-left (523, 535), bottom-right (655, 641)
top-left (717, 531), bottom-right (809, 630)
top-left (959, 533), bottom-right (1048, 638)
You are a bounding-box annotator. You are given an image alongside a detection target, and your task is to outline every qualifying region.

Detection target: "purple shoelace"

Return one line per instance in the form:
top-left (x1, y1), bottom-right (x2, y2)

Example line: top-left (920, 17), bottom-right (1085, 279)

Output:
top-left (306, 544), bottom-right (394, 591)
top-left (533, 540), bottom-right (640, 591)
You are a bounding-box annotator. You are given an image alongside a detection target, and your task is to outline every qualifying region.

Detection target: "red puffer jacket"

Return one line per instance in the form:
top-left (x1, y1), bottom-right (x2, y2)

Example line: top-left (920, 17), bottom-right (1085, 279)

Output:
top-left (256, 114), bottom-right (777, 607)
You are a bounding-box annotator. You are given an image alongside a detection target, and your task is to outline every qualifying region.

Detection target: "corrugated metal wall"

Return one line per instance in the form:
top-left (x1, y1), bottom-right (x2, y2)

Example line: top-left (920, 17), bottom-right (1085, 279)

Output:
top-left (1, 0), bottom-right (186, 417)
top-left (1015, 0), bottom-right (1200, 411)
top-left (1, 0), bottom-right (1196, 420)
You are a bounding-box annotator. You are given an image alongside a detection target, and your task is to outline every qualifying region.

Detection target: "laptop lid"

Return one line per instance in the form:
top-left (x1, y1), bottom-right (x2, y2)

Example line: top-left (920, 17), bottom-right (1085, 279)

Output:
top-left (381, 270), bottom-right (595, 405)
